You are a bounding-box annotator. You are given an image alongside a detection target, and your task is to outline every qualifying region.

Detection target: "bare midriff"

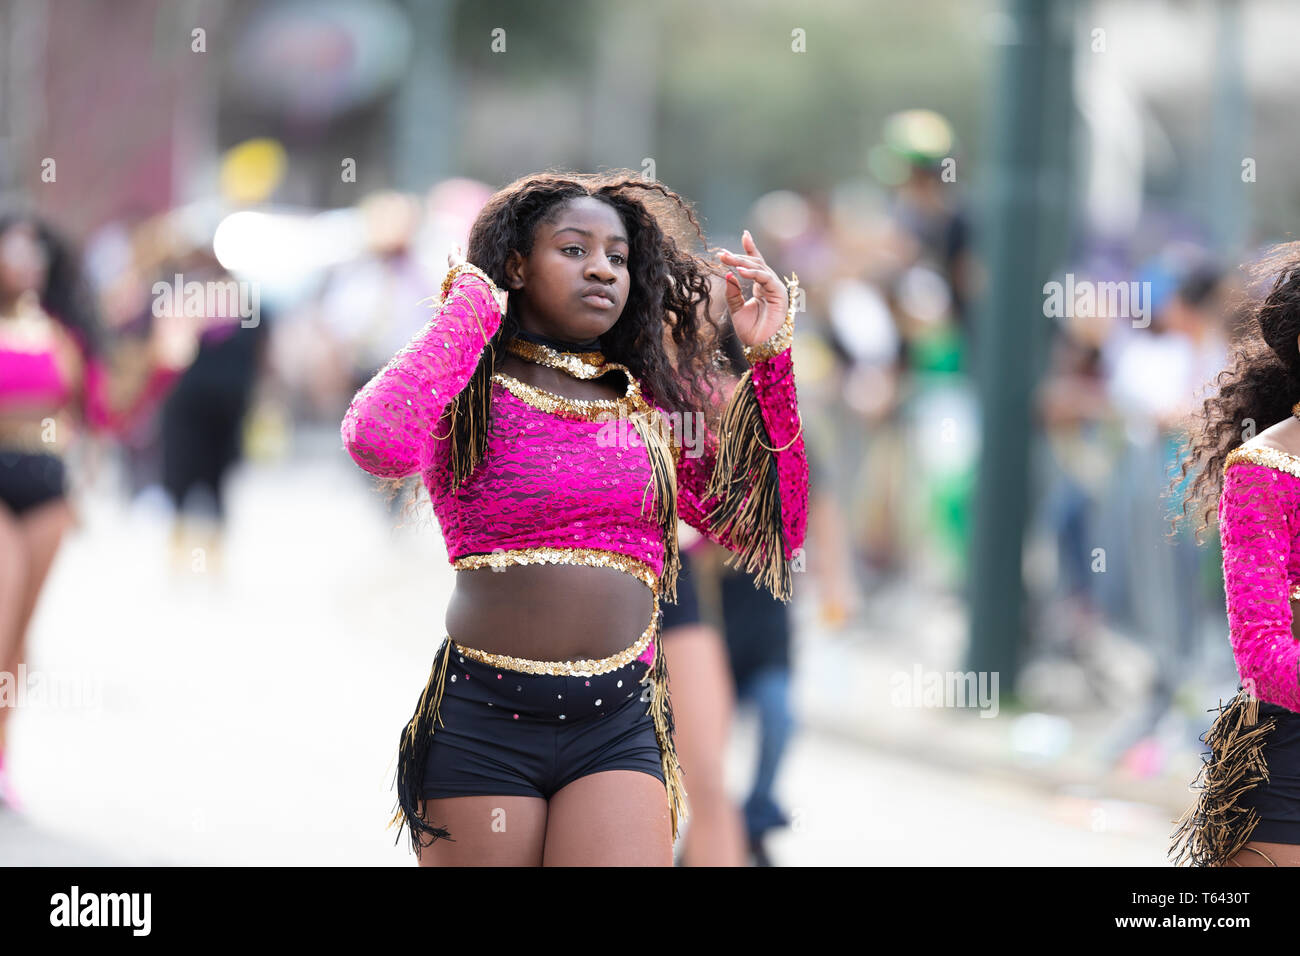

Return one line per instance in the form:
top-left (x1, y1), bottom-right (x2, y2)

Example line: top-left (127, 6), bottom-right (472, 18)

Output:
top-left (0, 409), bottom-right (73, 453)
top-left (446, 563), bottom-right (657, 661)
top-left (443, 351), bottom-right (658, 662)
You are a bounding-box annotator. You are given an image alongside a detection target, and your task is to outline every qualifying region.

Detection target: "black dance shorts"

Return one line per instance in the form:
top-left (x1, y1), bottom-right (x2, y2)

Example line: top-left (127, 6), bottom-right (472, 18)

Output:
top-left (0, 450), bottom-right (67, 516)
top-left (420, 640), bottom-right (665, 800)
top-left (1238, 699), bottom-right (1300, 845)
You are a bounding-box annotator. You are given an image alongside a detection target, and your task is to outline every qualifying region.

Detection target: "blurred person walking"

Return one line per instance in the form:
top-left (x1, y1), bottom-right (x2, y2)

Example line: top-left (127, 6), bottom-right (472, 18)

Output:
top-left (1106, 261), bottom-right (1230, 756)
top-left (157, 249), bottom-right (269, 577)
top-left (660, 531), bottom-right (799, 867)
top-left (871, 110), bottom-right (976, 341)
top-left (1030, 278), bottom-right (1128, 706)
top-left (658, 530), bottom-right (749, 867)
top-left (0, 212), bottom-right (198, 807)
top-left (318, 192), bottom-right (440, 519)
top-left (318, 192), bottom-right (436, 396)
top-left (710, 541), bottom-right (798, 866)
top-left (1169, 241), bottom-right (1300, 867)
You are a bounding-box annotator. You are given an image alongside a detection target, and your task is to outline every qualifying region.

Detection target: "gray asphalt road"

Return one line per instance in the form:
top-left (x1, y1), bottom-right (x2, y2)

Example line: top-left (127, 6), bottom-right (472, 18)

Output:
top-left (0, 449), bottom-right (1170, 866)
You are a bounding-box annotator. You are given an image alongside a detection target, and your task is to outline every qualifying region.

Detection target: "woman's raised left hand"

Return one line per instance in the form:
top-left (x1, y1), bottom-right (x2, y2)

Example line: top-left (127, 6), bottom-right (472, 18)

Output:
top-left (718, 230), bottom-right (789, 349)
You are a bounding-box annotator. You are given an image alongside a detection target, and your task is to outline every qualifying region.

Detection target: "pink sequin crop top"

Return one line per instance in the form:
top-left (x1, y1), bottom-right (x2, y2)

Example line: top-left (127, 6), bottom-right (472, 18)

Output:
top-left (1217, 444), bottom-right (1300, 712)
top-left (340, 266), bottom-right (809, 604)
top-left (0, 304), bottom-right (183, 451)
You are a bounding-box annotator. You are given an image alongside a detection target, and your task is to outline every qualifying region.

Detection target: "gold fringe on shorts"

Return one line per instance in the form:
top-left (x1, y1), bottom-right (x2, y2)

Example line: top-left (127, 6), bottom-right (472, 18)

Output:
top-left (639, 618), bottom-right (689, 844)
top-left (1169, 687), bottom-right (1278, 867)
top-left (388, 605), bottom-right (689, 853)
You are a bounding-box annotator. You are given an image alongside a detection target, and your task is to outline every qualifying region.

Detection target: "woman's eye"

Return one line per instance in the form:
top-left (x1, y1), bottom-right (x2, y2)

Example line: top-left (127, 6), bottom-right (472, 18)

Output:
top-left (563, 245), bottom-right (625, 265)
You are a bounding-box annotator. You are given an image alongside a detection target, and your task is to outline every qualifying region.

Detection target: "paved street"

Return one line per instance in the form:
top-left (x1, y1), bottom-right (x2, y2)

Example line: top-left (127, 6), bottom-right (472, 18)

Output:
top-left (1, 440), bottom-right (1173, 866)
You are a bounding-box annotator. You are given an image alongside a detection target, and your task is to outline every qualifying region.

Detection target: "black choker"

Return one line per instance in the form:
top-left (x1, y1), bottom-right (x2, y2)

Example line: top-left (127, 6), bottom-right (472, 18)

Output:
top-left (512, 327), bottom-right (602, 353)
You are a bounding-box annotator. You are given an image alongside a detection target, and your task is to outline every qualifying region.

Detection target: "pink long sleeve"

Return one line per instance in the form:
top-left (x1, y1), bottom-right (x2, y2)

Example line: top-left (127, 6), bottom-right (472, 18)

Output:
top-left (81, 353), bottom-right (184, 435)
top-left (1219, 459), bottom-right (1300, 712)
top-left (674, 344), bottom-right (809, 572)
top-left (341, 269), bottom-right (503, 479)
top-left (63, 326), bottom-right (184, 437)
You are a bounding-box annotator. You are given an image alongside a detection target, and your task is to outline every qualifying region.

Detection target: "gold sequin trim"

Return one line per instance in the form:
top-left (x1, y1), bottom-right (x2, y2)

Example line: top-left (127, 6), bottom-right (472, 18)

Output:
top-left (505, 338), bottom-right (609, 378)
top-left (1290, 583), bottom-right (1300, 601)
top-left (430, 261), bottom-right (510, 320)
top-left (492, 369), bottom-right (642, 420)
top-left (452, 591), bottom-right (659, 676)
top-left (1224, 445), bottom-right (1300, 480)
top-left (439, 261), bottom-right (505, 301)
top-left (452, 546), bottom-right (659, 593)
top-left (742, 272), bottom-right (799, 363)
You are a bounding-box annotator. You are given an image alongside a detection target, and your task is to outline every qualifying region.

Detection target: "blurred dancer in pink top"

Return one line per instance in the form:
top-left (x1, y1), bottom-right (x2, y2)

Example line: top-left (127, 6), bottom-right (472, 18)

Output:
top-left (0, 212), bottom-right (198, 807)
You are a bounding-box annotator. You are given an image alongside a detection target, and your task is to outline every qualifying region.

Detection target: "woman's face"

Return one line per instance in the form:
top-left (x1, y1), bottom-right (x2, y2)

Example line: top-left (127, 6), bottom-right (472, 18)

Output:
top-left (0, 222), bottom-right (48, 297)
top-left (506, 196), bottom-right (631, 342)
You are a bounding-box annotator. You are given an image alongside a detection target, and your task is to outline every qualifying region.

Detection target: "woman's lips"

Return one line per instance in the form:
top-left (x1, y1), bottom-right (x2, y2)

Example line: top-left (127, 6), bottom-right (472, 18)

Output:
top-left (581, 293), bottom-right (615, 309)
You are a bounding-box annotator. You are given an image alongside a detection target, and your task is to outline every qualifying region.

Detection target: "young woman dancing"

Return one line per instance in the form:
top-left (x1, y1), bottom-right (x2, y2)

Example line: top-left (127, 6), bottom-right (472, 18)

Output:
top-left (340, 171), bottom-right (808, 866)
top-left (1169, 241), bottom-right (1300, 867)
top-left (0, 211), bottom-right (196, 806)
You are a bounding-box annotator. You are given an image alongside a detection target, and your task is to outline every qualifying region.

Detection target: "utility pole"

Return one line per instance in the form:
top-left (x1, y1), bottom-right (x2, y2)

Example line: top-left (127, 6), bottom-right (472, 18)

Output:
top-left (966, 0), bottom-right (1076, 692)
top-left (1208, 0), bottom-right (1247, 257)
top-left (390, 0), bottom-right (457, 193)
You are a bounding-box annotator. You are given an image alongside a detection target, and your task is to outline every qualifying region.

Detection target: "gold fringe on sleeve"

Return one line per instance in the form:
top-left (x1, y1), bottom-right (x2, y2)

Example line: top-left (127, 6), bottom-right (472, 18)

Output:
top-left (703, 370), bottom-right (794, 602)
top-left (447, 339), bottom-right (498, 492)
top-left (1168, 688), bottom-right (1277, 867)
top-left (433, 263), bottom-right (507, 492)
top-left (639, 618), bottom-right (689, 844)
top-left (389, 637), bottom-right (457, 854)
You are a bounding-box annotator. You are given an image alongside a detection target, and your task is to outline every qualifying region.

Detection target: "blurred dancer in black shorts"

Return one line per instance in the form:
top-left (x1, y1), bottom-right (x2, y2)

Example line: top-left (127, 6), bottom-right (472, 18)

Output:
top-left (662, 528), bottom-right (796, 866)
top-left (158, 251), bottom-right (268, 575)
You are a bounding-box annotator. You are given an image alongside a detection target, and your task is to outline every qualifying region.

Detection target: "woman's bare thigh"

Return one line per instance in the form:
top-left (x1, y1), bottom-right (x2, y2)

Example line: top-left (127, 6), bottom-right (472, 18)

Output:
top-left (3, 497), bottom-right (73, 673)
top-left (0, 504), bottom-right (27, 645)
top-left (542, 769), bottom-right (672, 866)
top-left (662, 624), bottom-right (735, 772)
top-left (414, 794), bottom-right (549, 867)
top-left (14, 499), bottom-right (73, 618)
top-left (661, 624), bottom-right (747, 866)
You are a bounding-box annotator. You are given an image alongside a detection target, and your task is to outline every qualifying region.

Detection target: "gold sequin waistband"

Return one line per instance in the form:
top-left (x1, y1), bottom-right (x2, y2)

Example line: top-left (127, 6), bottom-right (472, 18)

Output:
top-left (449, 591), bottom-right (660, 677)
top-left (451, 546), bottom-right (659, 594)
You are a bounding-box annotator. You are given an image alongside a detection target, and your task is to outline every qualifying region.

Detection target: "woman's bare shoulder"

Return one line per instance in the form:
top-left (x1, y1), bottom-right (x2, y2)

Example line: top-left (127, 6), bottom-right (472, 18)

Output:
top-left (1230, 421), bottom-right (1300, 480)
top-left (1242, 417), bottom-right (1300, 458)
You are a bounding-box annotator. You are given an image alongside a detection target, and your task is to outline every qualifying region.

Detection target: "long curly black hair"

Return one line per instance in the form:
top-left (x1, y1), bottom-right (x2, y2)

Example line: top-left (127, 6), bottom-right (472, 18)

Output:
top-left (1170, 240), bottom-right (1300, 541)
top-left (466, 169), bottom-right (732, 413)
top-left (0, 209), bottom-right (106, 355)
top-left (382, 169), bottom-right (740, 518)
